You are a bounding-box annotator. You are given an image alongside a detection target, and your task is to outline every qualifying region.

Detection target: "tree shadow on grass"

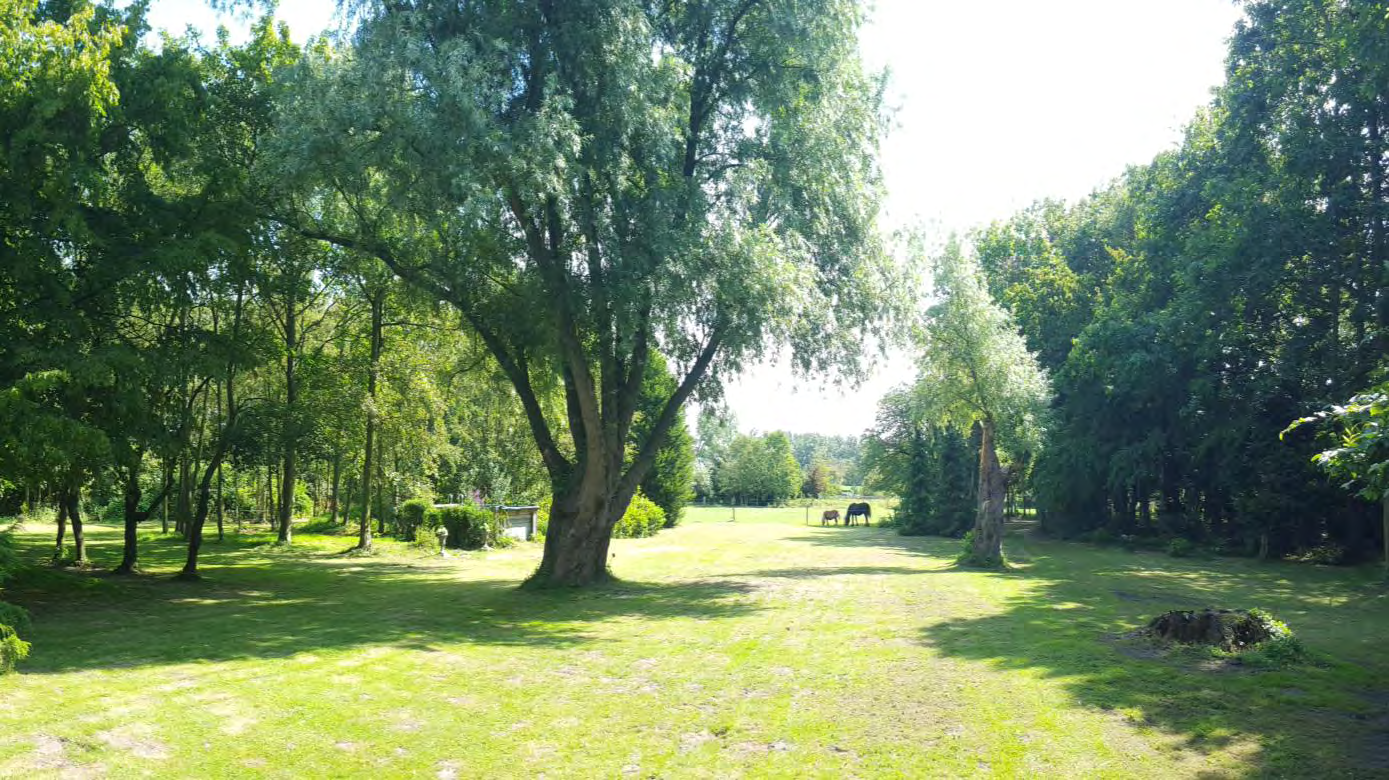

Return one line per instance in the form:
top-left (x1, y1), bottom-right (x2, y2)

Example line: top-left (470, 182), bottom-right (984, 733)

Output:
top-left (917, 542), bottom-right (1389, 777)
top-left (720, 565), bottom-right (929, 580)
top-left (5, 529), bottom-right (762, 674)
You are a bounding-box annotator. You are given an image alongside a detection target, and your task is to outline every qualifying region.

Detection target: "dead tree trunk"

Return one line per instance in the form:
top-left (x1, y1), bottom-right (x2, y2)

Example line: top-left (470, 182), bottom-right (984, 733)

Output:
top-left (968, 417), bottom-right (1007, 567)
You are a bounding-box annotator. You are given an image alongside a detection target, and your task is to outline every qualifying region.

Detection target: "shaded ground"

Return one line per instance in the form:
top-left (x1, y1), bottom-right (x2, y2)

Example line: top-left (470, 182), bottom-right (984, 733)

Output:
top-left (0, 506), bottom-right (1385, 778)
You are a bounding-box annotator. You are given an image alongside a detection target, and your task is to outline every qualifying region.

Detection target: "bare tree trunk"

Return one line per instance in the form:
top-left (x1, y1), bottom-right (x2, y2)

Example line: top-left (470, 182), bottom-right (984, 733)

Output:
top-left (65, 487), bottom-right (86, 566)
top-left (176, 455), bottom-right (192, 536)
top-left (216, 382), bottom-right (225, 543)
top-left (115, 456), bottom-right (171, 575)
top-left (968, 417), bottom-right (1006, 567)
top-left (53, 495), bottom-right (68, 561)
top-left (278, 294), bottom-right (298, 545)
top-left (329, 452), bottom-right (342, 524)
top-left (356, 289), bottom-right (384, 552)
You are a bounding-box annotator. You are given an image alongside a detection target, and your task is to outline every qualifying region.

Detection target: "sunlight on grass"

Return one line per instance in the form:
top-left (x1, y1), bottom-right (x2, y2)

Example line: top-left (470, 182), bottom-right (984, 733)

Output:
top-left (0, 510), bottom-right (1385, 777)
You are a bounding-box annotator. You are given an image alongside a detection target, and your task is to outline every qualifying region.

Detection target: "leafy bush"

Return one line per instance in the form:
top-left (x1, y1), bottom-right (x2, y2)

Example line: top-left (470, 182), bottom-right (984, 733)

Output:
top-left (0, 602), bottom-right (31, 637)
top-left (1088, 528), bottom-right (1116, 546)
top-left (1167, 537), bottom-right (1195, 558)
top-left (398, 499), bottom-right (432, 541)
top-left (1240, 608), bottom-right (1311, 667)
top-left (423, 504), bottom-right (505, 550)
top-left (613, 492), bottom-right (666, 539)
top-left (0, 624), bottom-right (28, 674)
top-left (298, 518), bottom-right (348, 535)
top-left (0, 529), bottom-right (29, 674)
top-left (535, 497), bottom-right (550, 540)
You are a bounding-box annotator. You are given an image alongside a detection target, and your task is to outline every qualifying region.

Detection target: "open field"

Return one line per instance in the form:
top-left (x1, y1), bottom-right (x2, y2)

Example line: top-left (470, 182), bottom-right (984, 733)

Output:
top-left (1, 507), bottom-right (1387, 778)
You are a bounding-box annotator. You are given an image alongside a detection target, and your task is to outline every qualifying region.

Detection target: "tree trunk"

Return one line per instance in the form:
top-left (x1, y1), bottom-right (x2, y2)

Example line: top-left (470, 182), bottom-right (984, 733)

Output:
top-left (968, 418), bottom-right (1006, 567)
top-left (53, 496), bottom-right (68, 561)
top-left (177, 439), bottom-right (231, 581)
top-left (116, 465), bottom-right (143, 575)
top-left (329, 452), bottom-right (342, 524)
top-left (65, 488), bottom-right (86, 565)
top-left (1381, 494), bottom-right (1388, 579)
top-left (176, 455), bottom-right (192, 537)
top-left (356, 289), bottom-right (384, 552)
top-left (375, 435), bottom-right (385, 536)
top-left (216, 383), bottom-right (225, 543)
top-left (529, 477), bottom-right (620, 587)
top-left (278, 294), bottom-right (297, 545)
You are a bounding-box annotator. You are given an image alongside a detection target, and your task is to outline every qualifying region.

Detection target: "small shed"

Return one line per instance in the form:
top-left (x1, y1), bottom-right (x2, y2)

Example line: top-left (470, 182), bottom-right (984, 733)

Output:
top-left (494, 505), bottom-right (539, 541)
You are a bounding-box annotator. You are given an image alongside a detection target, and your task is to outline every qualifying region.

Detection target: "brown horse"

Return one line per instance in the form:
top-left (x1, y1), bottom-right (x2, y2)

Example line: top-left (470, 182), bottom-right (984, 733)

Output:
top-left (845, 502), bottom-right (871, 526)
top-left (821, 509), bottom-right (840, 526)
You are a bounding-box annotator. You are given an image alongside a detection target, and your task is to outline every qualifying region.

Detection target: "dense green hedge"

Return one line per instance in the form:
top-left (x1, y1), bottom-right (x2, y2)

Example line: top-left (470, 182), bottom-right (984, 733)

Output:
top-left (420, 504), bottom-right (507, 550)
top-left (0, 530), bottom-right (31, 673)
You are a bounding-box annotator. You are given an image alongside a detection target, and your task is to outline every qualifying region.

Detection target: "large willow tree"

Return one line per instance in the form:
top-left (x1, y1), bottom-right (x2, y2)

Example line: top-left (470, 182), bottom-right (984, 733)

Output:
top-left (915, 239), bottom-right (1049, 567)
top-left (273, 0), bottom-right (896, 585)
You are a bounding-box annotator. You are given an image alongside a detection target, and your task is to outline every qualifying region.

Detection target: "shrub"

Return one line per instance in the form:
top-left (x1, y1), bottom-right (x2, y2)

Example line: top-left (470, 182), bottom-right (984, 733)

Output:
top-left (1167, 537), bottom-right (1195, 558)
top-left (0, 602), bottom-right (32, 637)
top-left (0, 530), bottom-right (29, 674)
top-left (613, 492), bottom-right (666, 539)
top-left (425, 504), bottom-right (505, 550)
top-left (0, 624), bottom-right (28, 674)
top-left (398, 499), bottom-right (432, 541)
top-left (955, 530), bottom-right (1001, 567)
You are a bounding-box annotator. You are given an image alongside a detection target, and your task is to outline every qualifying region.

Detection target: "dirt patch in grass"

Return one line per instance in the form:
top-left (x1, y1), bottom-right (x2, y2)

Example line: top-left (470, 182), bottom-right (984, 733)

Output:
top-left (95, 723), bottom-right (169, 760)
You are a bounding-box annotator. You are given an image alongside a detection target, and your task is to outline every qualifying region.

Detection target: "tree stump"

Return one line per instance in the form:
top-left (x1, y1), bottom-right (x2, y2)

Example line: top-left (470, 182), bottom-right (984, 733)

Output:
top-left (1141, 609), bottom-right (1279, 652)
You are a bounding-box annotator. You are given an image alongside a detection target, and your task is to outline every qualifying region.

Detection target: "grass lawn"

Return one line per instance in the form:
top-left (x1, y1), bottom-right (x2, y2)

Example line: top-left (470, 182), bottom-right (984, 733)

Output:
top-left (1, 505), bottom-right (1387, 778)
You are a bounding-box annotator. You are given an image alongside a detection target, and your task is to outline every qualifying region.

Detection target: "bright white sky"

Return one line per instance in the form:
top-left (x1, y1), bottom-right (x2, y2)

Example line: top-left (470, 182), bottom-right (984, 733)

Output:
top-left (143, 0), bottom-right (1244, 438)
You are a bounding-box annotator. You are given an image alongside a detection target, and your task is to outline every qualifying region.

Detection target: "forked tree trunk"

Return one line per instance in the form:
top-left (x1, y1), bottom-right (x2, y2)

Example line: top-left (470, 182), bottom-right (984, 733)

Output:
top-left (116, 459), bottom-right (171, 575)
top-left (531, 476), bottom-right (624, 587)
top-left (53, 497), bottom-right (68, 561)
top-left (65, 488), bottom-right (86, 565)
top-left (968, 417), bottom-right (1006, 567)
top-left (117, 465), bottom-right (143, 575)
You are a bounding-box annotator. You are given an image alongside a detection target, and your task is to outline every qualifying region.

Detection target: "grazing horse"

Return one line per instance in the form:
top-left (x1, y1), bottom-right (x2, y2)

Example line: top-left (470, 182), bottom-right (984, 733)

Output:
top-left (845, 502), bottom-right (872, 526)
top-left (821, 509), bottom-right (841, 526)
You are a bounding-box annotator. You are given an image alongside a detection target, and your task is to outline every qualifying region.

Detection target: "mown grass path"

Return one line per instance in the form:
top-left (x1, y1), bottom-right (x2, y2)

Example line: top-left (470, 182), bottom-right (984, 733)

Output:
top-left (2, 507), bottom-right (1387, 778)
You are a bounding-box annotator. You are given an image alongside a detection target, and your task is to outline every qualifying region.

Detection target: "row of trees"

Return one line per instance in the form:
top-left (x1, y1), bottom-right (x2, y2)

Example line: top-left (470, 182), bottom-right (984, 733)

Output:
top-left (868, 0), bottom-right (1389, 567)
top-left (0, 2), bottom-right (704, 583)
top-left (2, 0), bottom-right (897, 586)
top-left (693, 411), bottom-right (867, 504)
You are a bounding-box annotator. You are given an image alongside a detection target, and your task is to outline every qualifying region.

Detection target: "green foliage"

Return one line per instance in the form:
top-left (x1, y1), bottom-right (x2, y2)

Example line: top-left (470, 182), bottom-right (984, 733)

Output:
top-left (424, 504), bottom-right (504, 551)
top-left (397, 498), bottom-right (432, 541)
top-left (632, 353), bottom-right (696, 527)
top-left (0, 602), bottom-right (31, 639)
top-left (612, 492), bottom-right (666, 540)
top-left (954, 530), bottom-right (1003, 568)
top-left (0, 624), bottom-right (29, 674)
top-left (1166, 538), bottom-right (1195, 558)
top-left (0, 529), bottom-right (28, 674)
top-left (1000, 1), bottom-right (1389, 562)
top-left (714, 432), bottom-right (803, 505)
top-left (1238, 609), bottom-right (1310, 668)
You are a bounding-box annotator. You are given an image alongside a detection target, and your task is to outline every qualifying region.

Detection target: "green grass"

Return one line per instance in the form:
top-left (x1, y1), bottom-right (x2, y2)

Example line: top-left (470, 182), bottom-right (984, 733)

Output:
top-left (1, 506), bottom-right (1386, 778)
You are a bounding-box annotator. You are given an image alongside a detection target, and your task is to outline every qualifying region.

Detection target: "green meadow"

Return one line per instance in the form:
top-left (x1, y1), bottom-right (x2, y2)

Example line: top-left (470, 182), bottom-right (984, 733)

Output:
top-left (1, 507), bottom-right (1386, 778)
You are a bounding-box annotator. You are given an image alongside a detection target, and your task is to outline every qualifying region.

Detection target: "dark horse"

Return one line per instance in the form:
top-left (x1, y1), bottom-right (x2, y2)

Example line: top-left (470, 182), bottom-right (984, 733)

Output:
top-left (845, 502), bottom-right (871, 526)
